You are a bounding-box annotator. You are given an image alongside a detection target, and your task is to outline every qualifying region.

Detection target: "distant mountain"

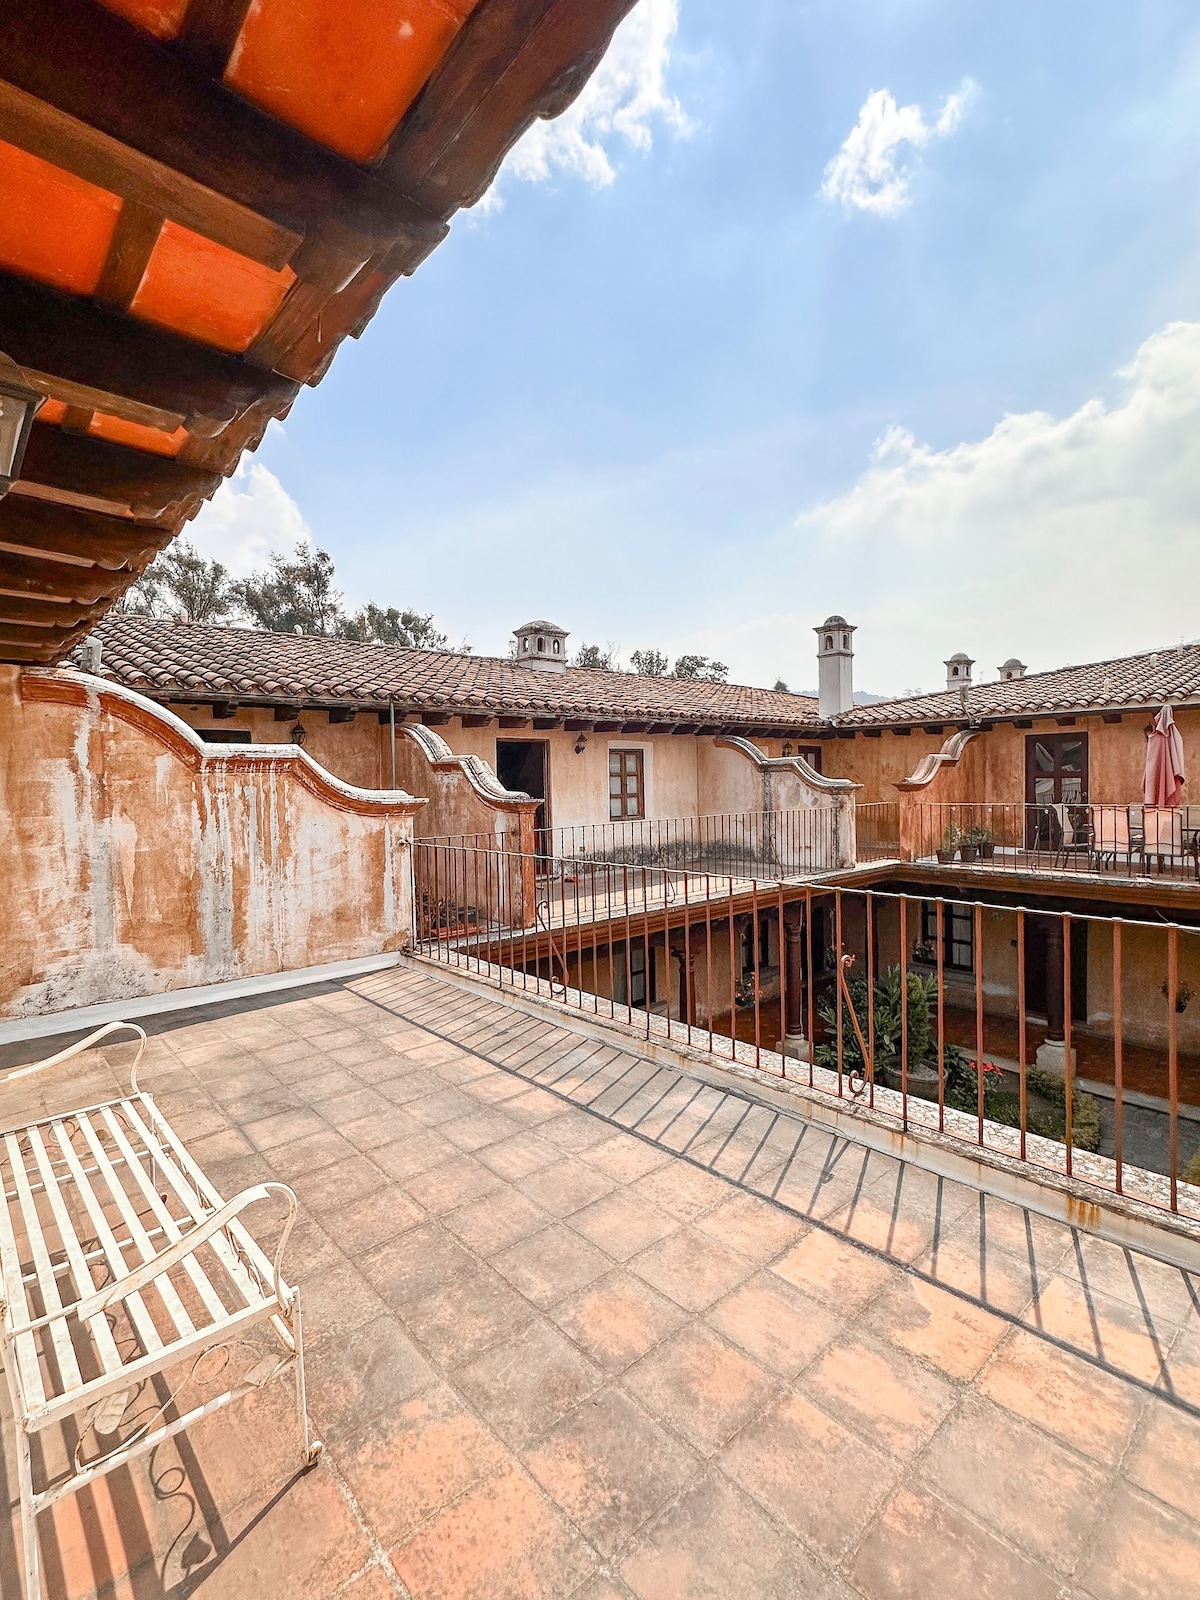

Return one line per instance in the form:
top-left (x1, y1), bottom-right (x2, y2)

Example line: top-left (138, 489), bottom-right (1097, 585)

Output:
top-left (796, 689), bottom-right (888, 705)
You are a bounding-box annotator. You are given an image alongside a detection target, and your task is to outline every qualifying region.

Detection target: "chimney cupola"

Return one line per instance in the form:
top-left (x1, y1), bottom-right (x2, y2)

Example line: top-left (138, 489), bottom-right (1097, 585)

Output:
top-left (945, 651), bottom-right (974, 691)
top-left (815, 615), bottom-right (855, 719)
top-left (514, 620), bottom-right (569, 672)
top-left (998, 657), bottom-right (1027, 682)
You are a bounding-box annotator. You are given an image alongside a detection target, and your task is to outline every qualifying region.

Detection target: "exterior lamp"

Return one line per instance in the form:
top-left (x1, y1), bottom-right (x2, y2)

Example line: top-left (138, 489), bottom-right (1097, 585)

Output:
top-left (574, 732), bottom-right (588, 754)
top-left (0, 354), bottom-right (41, 499)
top-left (290, 722), bottom-right (308, 747)
top-left (782, 742), bottom-right (793, 758)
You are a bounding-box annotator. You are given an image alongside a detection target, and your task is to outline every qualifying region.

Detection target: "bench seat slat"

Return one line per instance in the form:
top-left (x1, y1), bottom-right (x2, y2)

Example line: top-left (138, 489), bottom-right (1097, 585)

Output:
top-left (70, 1112), bottom-right (197, 1348)
top-left (50, 1119), bottom-right (165, 1362)
top-left (24, 1125), bottom-right (123, 1380)
top-left (0, 1143), bottom-right (47, 1416)
top-left (4, 1133), bottom-right (82, 1399)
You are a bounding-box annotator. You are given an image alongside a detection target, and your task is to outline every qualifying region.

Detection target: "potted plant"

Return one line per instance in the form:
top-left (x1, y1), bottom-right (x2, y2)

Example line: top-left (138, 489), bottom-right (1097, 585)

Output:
top-left (1161, 979), bottom-right (1194, 1015)
top-left (958, 827), bottom-right (979, 864)
top-left (936, 825), bottom-right (959, 864)
top-left (963, 824), bottom-right (995, 861)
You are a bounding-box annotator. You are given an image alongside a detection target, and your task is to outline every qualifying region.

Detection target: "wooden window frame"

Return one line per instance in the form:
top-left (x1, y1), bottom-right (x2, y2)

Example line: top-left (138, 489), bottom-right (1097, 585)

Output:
top-left (609, 747), bottom-right (645, 821)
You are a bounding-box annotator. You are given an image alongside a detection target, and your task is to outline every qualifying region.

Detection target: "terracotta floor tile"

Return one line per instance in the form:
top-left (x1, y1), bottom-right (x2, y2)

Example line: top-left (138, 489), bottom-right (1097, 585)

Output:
top-left (504, 1087), bottom-right (575, 1127)
top-left (1076, 1482), bottom-right (1200, 1600)
top-left (630, 1226), bottom-right (752, 1312)
top-left (803, 1330), bottom-right (957, 1458)
top-left (916, 1233), bottom-right (1038, 1319)
top-left (583, 1133), bottom-right (673, 1182)
top-left (850, 1485), bottom-right (1062, 1600)
top-left (570, 1578), bottom-right (639, 1600)
top-left (771, 1227), bottom-right (895, 1313)
top-left (694, 1191), bottom-right (808, 1263)
top-left (1066, 1236), bottom-right (1200, 1330)
top-left (860, 1273), bottom-right (1008, 1380)
top-left (978, 1324), bottom-right (1145, 1463)
top-left (318, 1086), bottom-right (396, 1129)
top-left (1122, 1397), bottom-right (1200, 1522)
top-left (336, 1565), bottom-right (403, 1600)
top-left (523, 1386), bottom-right (699, 1555)
top-left (1029, 1275), bottom-right (1173, 1386)
top-left (553, 1271), bottom-right (686, 1372)
top-left (403, 1154), bottom-right (506, 1215)
top-left (517, 1157), bottom-right (619, 1218)
top-left (290, 1153), bottom-right (392, 1215)
top-left (706, 1270), bottom-right (844, 1376)
top-left (186, 1125), bottom-right (254, 1164)
top-left (920, 1393), bottom-right (1107, 1571)
top-left (442, 1187), bottom-right (549, 1255)
top-left (475, 1130), bottom-right (563, 1182)
top-left (391, 1461), bottom-right (597, 1600)
top-left (946, 1192), bottom-right (1075, 1270)
top-left (242, 1106), bottom-right (328, 1151)
top-left (360, 1222), bottom-right (477, 1311)
top-left (339, 1107), bottom-right (424, 1152)
top-left (371, 1129), bottom-right (460, 1183)
top-left (320, 1186), bottom-right (425, 1256)
top-left (833, 1193), bottom-right (938, 1265)
top-left (629, 1161), bottom-right (732, 1223)
top-left (403, 1266), bottom-right (537, 1366)
top-left (296, 1256), bottom-right (391, 1345)
top-left (624, 1324), bottom-right (777, 1455)
top-left (405, 1087), bottom-right (482, 1128)
top-left (305, 1313), bottom-right (435, 1442)
top-left (377, 1070), bottom-right (447, 1107)
top-left (492, 1223), bottom-right (612, 1308)
top-left (620, 1469), bottom-right (852, 1600)
top-left (266, 1127), bottom-right (360, 1181)
top-left (439, 1107), bottom-right (523, 1153)
top-left (541, 1105), bottom-right (621, 1149)
top-left (569, 1189), bottom-right (679, 1260)
top-left (720, 1388), bottom-right (896, 1561)
top-left (455, 1319), bottom-right (604, 1449)
top-left (336, 1383), bottom-right (509, 1548)
top-left (462, 1070), bottom-right (533, 1104)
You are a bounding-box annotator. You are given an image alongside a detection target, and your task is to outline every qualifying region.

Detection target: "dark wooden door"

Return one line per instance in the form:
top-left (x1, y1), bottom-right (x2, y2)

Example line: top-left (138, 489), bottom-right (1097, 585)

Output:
top-left (1025, 733), bottom-right (1088, 848)
top-left (1024, 917), bottom-right (1088, 1022)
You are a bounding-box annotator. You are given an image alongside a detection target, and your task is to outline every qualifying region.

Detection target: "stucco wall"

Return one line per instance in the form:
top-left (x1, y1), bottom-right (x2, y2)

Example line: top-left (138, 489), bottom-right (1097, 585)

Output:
top-left (0, 669), bottom-right (422, 1020)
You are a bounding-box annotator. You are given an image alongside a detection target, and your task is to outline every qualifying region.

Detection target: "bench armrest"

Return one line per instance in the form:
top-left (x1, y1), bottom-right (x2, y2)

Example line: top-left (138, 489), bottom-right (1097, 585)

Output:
top-left (2, 1021), bottom-right (148, 1096)
top-left (5, 1182), bottom-right (299, 1335)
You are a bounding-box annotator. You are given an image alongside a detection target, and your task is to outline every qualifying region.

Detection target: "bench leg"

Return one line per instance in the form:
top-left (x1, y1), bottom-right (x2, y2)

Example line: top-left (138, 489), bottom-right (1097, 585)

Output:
top-left (290, 1289), bottom-right (323, 1467)
top-left (16, 1429), bottom-right (41, 1600)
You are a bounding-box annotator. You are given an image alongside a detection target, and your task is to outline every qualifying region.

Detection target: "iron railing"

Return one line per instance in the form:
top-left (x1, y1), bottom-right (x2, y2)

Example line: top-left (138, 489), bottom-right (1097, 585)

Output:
top-left (855, 800), bottom-right (901, 862)
top-left (413, 838), bottom-right (1200, 1221)
top-left (905, 801), bottom-right (1200, 882)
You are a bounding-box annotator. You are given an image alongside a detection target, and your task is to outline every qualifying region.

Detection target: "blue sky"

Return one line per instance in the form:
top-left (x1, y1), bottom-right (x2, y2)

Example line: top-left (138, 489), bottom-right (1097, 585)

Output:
top-left (192, 0), bottom-right (1200, 696)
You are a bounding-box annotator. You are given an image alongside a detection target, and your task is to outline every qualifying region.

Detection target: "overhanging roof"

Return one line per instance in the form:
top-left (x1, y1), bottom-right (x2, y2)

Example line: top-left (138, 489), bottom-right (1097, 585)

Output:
top-left (0, 0), bottom-right (637, 665)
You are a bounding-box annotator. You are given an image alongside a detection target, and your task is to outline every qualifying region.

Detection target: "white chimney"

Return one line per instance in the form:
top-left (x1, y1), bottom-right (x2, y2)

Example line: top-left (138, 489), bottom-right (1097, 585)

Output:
top-left (513, 619), bottom-right (569, 673)
top-left (815, 615), bottom-right (855, 719)
top-left (945, 651), bottom-right (974, 691)
top-left (998, 657), bottom-right (1027, 682)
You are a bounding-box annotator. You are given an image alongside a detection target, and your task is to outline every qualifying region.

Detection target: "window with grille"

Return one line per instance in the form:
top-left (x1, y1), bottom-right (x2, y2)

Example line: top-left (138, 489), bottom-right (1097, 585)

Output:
top-left (920, 901), bottom-right (974, 972)
top-left (609, 748), bottom-right (645, 820)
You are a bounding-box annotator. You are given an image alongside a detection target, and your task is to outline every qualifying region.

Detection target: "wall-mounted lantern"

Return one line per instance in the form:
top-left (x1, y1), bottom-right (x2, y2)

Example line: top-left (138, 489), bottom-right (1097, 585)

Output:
top-left (574, 732), bottom-right (588, 755)
top-left (782, 741), bottom-right (793, 758)
top-left (290, 722), bottom-right (308, 747)
top-left (0, 354), bottom-right (42, 499)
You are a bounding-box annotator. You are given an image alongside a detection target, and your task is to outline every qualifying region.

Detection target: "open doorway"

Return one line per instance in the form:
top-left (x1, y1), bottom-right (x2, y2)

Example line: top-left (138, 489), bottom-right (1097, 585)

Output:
top-left (496, 740), bottom-right (550, 850)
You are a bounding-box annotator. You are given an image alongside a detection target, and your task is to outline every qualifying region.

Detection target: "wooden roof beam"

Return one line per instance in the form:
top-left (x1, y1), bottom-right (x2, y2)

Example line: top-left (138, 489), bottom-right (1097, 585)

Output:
top-left (0, 275), bottom-right (297, 438)
top-left (0, 498), bottom-right (171, 571)
top-left (0, 81), bottom-right (301, 271)
top-left (16, 424), bottom-right (219, 526)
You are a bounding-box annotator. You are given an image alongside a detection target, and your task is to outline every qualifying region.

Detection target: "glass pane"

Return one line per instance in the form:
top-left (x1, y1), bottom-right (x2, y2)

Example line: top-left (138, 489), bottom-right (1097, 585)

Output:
top-left (1060, 740), bottom-right (1085, 773)
top-left (625, 776), bottom-right (638, 795)
top-left (1034, 777), bottom-right (1055, 804)
top-left (610, 798), bottom-right (622, 820)
top-left (610, 776), bottom-right (623, 796)
top-left (1033, 742), bottom-right (1055, 774)
top-left (608, 752), bottom-right (621, 775)
top-left (1062, 777), bottom-right (1084, 804)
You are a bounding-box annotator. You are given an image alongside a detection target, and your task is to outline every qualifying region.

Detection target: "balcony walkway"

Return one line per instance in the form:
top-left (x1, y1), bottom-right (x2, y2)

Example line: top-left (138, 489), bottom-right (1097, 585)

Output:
top-left (3, 964), bottom-right (1200, 1600)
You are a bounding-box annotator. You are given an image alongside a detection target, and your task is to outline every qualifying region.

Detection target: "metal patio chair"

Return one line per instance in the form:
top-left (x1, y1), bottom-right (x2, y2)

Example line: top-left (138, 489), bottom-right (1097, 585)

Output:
top-left (0, 1023), bottom-right (321, 1600)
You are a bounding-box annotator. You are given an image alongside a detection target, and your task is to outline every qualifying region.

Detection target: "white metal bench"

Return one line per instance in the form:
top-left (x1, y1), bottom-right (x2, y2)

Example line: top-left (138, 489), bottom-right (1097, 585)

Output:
top-left (0, 1023), bottom-right (322, 1600)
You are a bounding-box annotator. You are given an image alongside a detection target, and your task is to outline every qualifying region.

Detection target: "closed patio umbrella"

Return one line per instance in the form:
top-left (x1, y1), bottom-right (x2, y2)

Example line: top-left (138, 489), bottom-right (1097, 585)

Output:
top-left (1145, 703), bottom-right (1186, 808)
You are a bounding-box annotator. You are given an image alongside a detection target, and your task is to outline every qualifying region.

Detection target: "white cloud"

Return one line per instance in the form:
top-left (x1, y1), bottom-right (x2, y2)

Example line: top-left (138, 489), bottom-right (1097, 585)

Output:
top-left (821, 80), bottom-right (977, 215)
top-left (764, 321), bottom-right (1200, 693)
top-left (483, 0), bottom-right (690, 204)
top-left (185, 459), bottom-right (311, 579)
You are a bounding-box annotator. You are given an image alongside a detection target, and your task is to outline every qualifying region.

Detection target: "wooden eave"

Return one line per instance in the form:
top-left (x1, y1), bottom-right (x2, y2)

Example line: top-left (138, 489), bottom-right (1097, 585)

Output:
top-left (0, 0), bottom-right (637, 666)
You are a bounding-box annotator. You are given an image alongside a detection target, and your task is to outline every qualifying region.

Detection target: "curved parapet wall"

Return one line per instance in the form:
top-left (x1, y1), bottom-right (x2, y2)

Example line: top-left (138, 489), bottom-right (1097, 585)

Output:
top-left (396, 723), bottom-right (540, 851)
top-left (1, 667), bottom-right (425, 1020)
top-left (894, 729), bottom-right (981, 792)
top-left (710, 736), bottom-right (859, 868)
top-left (894, 729), bottom-right (982, 861)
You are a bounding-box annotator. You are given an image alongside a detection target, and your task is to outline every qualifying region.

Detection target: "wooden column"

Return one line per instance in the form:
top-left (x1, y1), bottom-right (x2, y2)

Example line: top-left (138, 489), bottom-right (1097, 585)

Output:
top-left (1044, 916), bottom-right (1065, 1044)
top-left (778, 907), bottom-right (809, 1060)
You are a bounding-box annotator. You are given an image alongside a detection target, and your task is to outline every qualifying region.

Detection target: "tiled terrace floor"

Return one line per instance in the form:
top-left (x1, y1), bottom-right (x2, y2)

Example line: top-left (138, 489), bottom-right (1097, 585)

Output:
top-left (4, 962), bottom-right (1200, 1600)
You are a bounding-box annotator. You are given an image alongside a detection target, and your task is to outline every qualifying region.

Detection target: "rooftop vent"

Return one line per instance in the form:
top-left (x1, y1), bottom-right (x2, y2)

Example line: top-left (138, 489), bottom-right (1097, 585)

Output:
top-left (514, 619), bottom-right (569, 673)
top-left (998, 657), bottom-right (1027, 682)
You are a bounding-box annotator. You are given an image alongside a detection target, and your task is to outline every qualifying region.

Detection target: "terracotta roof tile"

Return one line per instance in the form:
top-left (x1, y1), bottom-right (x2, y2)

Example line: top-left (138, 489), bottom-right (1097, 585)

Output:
top-left (77, 615), bottom-right (821, 729)
top-left (834, 643), bottom-right (1200, 727)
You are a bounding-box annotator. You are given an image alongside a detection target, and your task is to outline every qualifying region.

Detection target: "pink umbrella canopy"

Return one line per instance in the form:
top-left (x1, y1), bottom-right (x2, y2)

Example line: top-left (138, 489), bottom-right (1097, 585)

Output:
top-left (1144, 704), bottom-right (1186, 807)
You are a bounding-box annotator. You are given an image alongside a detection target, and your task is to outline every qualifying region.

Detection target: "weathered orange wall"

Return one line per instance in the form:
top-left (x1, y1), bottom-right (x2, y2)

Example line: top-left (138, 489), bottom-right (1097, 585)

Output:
top-left (172, 703), bottom-right (387, 789)
top-left (0, 670), bottom-right (422, 1020)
